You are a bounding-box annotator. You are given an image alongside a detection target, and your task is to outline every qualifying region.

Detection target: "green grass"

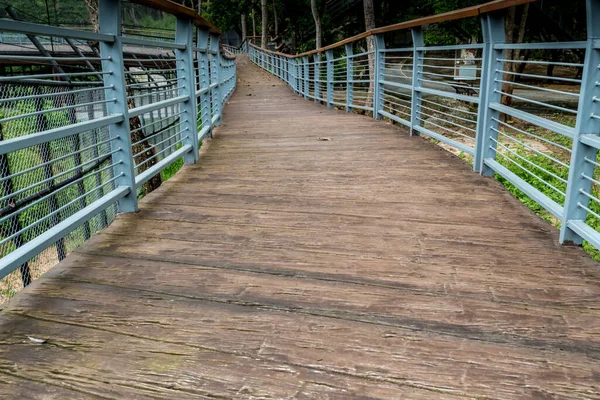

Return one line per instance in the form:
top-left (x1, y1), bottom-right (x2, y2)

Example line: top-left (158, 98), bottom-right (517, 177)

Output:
top-left (491, 117), bottom-right (600, 261)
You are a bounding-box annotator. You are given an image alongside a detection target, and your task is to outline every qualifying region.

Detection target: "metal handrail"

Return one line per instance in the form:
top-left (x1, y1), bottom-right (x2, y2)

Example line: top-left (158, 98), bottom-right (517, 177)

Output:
top-left (250, 0), bottom-right (600, 254)
top-left (0, 0), bottom-right (236, 284)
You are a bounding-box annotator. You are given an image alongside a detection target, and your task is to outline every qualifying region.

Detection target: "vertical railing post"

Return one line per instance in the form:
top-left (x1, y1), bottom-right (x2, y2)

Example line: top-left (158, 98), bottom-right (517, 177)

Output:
top-left (292, 59), bottom-right (298, 93)
top-left (345, 43), bottom-right (353, 112)
top-left (373, 34), bottom-right (385, 119)
top-left (175, 17), bottom-right (199, 164)
top-left (303, 56), bottom-right (309, 100)
top-left (210, 32), bottom-right (222, 126)
top-left (98, 0), bottom-right (137, 213)
top-left (477, 14), bottom-right (506, 176)
top-left (197, 29), bottom-right (212, 139)
top-left (409, 27), bottom-right (424, 136)
top-left (326, 50), bottom-right (334, 108)
top-left (473, 15), bottom-right (492, 173)
top-left (314, 53), bottom-right (321, 103)
top-left (560, 0), bottom-right (600, 245)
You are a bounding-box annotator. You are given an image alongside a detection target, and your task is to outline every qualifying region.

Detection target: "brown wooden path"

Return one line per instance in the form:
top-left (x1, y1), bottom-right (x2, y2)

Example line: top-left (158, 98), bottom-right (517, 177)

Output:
top-left (1, 56), bottom-right (599, 399)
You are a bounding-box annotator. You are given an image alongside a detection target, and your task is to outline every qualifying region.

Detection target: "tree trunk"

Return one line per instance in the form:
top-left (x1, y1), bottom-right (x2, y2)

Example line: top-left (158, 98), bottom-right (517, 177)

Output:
top-left (129, 4), bottom-right (139, 26)
top-left (310, 0), bottom-right (322, 49)
top-left (252, 9), bottom-right (256, 37)
top-left (363, 0), bottom-right (376, 109)
top-left (272, 0), bottom-right (279, 38)
top-left (501, 4), bottom-right (530, 110)
top-left (241, 13), bottom-right (247, 43)
top-left (197, 0), bottom-right (201, 14)
top-left (83, 0), bottom-right (98, 32)
top-left (261, 0), bottom-right (268, 49)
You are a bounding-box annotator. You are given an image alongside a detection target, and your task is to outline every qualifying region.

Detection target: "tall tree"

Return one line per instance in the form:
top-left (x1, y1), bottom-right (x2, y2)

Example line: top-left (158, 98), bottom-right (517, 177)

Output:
top-left (261, 0), bottom-right (268, 48)
top-left (83, 0), bottom-right (98, 32)
top-left (252, 8), bottom-right (256, 36)
top-left (501, 4), bottom-right (530, 109)
top-left (363, 0), bottom-right (375, 107)
top-left (310, 0), bottom-right (322, 49)
top-left (272, 0), bottom-right (279, 38)
top-left (241, 13), bottom-right (247, 42)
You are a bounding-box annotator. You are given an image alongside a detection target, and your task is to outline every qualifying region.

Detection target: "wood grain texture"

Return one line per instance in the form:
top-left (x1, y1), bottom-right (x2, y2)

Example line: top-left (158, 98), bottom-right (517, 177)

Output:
top-left (0, 56), bottom-right (598, 399)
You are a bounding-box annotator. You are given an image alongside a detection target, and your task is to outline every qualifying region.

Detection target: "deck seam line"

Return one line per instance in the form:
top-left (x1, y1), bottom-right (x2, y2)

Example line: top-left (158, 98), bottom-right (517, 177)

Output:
top-left (14, 276), bottom-right (600, 359)
top-left (72, 249), bottom-right (600, 313)
top-left (113, 215), bottom-right (559, 249)
top-left (137, 201), bottom-right (554, 234)
top-left (95, 230), bottom-right (580, 265)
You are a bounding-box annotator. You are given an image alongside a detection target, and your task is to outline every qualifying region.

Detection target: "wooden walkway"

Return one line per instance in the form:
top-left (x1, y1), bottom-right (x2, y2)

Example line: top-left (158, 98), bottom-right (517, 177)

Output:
top-left (1, 56), bottom-right (599, 399)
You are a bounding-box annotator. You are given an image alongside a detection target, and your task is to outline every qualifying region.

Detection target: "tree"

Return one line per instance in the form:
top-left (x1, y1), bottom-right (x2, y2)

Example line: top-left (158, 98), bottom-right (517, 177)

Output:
top-left (83, 0), bottom-right (98, 32)
top-left (241, 13), bottom-right (247, 42)
top-left (310, 0), bottom-right (322, 49)
top-left (272, 0), bottom-right (279, 38)
top-left (261, 0), bottom-right (268, 48)
top-left (501, 4), bottom-right (530, 110)
top-left (363, 0), bottom-right (375, 107)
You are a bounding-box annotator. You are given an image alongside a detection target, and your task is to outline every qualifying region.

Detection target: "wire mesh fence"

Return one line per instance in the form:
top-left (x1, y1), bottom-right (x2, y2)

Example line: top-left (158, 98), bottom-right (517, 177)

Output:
top-left (0, 2), bottom-right (235, 303)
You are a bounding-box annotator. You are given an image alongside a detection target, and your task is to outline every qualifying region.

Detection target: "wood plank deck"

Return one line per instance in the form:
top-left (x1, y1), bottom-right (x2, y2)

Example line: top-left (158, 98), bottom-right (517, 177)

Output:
top-left (1, 56), bottom-right (599, 399)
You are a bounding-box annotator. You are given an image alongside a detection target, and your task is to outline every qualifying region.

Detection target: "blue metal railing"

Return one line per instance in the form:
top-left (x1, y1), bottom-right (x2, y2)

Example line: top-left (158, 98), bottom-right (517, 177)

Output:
top-left (0, 0), bottom-right (236, 285)
top-left (249, 0), bottom-right (600, 254)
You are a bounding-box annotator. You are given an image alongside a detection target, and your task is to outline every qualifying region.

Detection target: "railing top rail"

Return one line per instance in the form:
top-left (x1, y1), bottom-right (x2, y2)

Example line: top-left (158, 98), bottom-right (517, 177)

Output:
top-left (222, 39), bottom-right (247, 51)
top-left (249, 0), bottom-right (536, 59)
top-left (222, 47), bottom-right (237, 60)
top-left (130, 0), bottom-right (221, 34)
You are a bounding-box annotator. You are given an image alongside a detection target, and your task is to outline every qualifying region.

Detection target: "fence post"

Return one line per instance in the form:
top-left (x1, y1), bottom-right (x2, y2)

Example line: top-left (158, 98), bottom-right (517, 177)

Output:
top-left (409, 27), bottom-right (424, 136)
top-left (303, 56), bottom-right (309, 100)
top-left (292, 59), bottom-right (298, 93)
top-left (197, 29), bottom-right (212, 139)
top-left (560, 0), bottom-right (600, 245)
top-left (473, 15), bottom-right (492, 173)
top-left (175, 17), bottom-right (199, 164)
top-left (98, 0), bottom-right (137, 213)
top-left (210, 32), bottom-right (222, 126)
top-left (345, 43), bottom-right (353, 112)
top-left (314, 53), bottom-right (321, 103)
top-left (477, 13), bottom-right (506, 177)
top-left (326, 50), bottom-right (334, 108)
top-left (373, 34), bottom-right (385, 119)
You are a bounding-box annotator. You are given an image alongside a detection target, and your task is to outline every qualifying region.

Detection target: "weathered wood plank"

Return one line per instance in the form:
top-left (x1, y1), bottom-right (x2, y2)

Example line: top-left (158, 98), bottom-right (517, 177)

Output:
top-left (0, 55), bottom-right (598, 399)
top-left (4, 278), bottom-right (599, 399)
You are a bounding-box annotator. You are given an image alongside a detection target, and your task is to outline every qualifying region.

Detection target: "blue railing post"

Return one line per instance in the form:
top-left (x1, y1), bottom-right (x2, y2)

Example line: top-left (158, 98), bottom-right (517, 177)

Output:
top-left (175, 17), bottom-right (199, 164)
top-left (292, 59), bottom-right (298, 93)
top-left (345, 43), bottom-right (353, 112)
top-left (314, 53), bottom-right (321, 103)
top-left (98, 0), bottom-right (137, 213)
top-left (209, 32), bottom-right (222, 126)
top-left (303, 56), bottom-right (309, 100)
top-left (326, 50), bottom-right (334, 108)
top-left (373, 34), bottom-right (385, 119)
top-left (560, 0), bottom-right (600, 245)
top-left (409, 27), bottom-right (424, 136)
top-left (197, 29), bottom-right (212, 139)
top-left (478, 13), bottom-right (506, 177)
top-left (473, 15), bottom-right (493, 173)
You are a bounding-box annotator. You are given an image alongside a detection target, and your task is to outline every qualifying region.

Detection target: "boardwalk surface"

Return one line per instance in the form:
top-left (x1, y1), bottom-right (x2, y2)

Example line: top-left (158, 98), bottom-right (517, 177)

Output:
top-left (1, 56), bottom-right (599, 399)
